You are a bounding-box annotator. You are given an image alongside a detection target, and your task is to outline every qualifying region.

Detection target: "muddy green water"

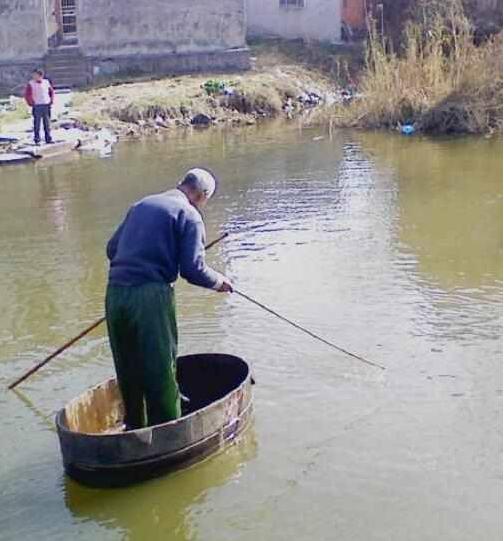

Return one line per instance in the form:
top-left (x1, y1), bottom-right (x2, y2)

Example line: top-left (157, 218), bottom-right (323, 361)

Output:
top-left (0, 125), bottom-right (502, 541)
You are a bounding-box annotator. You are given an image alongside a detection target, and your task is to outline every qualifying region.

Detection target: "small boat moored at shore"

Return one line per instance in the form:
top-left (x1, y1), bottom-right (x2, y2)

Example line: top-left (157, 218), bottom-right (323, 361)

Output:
top-left (56, 353), bottom-right (253, 487)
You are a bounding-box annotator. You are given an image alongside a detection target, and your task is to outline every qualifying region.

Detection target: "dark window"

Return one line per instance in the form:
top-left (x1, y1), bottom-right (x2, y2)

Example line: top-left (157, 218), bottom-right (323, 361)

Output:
top-left (280, 0), bottom-right (305, 8)
top-left (60, 0), bottom-right (77, 35)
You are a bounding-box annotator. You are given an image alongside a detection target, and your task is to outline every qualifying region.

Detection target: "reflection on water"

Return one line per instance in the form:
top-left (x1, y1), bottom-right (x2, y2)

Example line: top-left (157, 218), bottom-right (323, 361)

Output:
top-left (0, 125), bottom-right (501, 541)
top-left (65, 429), bottom-right (258, 541)
top-left (358, 133), bottom-right (502, 343)
top-left (362, 133), bottom-right (502, 289)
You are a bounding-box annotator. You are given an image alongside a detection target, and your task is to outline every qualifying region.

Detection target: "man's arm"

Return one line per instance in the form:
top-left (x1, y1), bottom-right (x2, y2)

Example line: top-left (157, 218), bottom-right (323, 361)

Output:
top-left (24, 84), bottom-right (34, 107)
top-left (48, 82), bottom-right (55, 105)
top-left (107, 219), bottom-right (126, 261)
top-left (179, 218), bottom-right (228, 290)
top-left (107, 207), bottom-right (135, 261)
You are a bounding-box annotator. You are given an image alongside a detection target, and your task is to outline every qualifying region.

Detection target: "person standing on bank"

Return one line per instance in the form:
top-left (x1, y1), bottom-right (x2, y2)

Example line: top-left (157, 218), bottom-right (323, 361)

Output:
top-left (24, 68), bottom-right (54, 145)
top-left (106, 168), bottom-right (233, 430)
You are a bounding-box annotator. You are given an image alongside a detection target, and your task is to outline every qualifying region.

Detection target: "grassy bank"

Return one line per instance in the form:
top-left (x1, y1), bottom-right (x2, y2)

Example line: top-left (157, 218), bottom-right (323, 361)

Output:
top-left (66, 42), bottom-right (345, 136)
top-left (0, 101), bottom-right (30, 132)
top-left (330, 4), bottom-right (502, 134)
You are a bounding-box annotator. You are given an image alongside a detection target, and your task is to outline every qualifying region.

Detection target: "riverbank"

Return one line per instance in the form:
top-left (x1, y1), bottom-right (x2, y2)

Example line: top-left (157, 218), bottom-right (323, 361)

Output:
top-left (70, 41), bottom-right (358, 137)
top-left (0, 42), bottom-right (353, 162)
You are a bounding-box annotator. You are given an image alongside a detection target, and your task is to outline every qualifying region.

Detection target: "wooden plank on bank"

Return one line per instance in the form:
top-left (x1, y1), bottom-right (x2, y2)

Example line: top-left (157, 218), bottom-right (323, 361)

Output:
top-left (0, 152), bottom-right (36, 166)
top-left (16, 140), bottom-right (79, 159)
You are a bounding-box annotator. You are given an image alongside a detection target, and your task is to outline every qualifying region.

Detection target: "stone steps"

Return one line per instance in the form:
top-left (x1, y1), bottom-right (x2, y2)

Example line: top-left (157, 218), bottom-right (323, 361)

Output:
top-left (45, 56), bottom-right (83, 67)
top-left (44, 47), bottom-right (90, 89)
top-left (46, 45), bottom-right (82, 57)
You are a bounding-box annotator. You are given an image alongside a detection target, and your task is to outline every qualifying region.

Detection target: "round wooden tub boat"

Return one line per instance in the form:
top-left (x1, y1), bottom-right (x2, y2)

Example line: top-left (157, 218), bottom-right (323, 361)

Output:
top-left (56, 354), bottom-right (253, 487)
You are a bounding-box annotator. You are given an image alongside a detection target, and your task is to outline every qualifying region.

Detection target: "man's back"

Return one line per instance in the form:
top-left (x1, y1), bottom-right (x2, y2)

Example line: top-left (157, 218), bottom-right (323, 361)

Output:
top-left (107, 189), bottom-right (220, 289)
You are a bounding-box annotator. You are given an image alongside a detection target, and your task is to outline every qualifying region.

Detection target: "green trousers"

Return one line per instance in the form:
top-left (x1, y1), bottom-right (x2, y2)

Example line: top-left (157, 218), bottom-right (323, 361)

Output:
top-left (105, 282), bottom-right (181, 429)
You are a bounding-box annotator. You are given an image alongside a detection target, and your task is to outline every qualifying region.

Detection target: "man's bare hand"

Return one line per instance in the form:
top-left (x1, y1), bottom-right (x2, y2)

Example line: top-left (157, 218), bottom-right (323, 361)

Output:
top-left (217, 279), bottom-right (233, 293)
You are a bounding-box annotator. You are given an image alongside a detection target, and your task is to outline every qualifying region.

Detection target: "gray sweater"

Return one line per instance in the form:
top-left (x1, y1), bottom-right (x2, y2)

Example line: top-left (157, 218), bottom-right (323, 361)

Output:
top-left (107, 189), bottom-right (223, 289)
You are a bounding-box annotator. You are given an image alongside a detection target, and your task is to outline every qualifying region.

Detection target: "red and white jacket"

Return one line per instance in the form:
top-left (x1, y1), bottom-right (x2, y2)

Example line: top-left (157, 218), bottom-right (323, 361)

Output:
top-left (24, 79), bottom-right (55, 107)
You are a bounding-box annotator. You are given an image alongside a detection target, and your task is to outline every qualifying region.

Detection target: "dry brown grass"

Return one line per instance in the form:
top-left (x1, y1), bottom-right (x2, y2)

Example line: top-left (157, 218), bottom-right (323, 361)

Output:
top-left (333, 4), bottom-right (502, 134)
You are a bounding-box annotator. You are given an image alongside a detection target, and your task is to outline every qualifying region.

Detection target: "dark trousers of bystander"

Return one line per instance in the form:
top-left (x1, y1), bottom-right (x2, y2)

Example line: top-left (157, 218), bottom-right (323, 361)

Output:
top-left (32, 104), bottom-right (53, 144)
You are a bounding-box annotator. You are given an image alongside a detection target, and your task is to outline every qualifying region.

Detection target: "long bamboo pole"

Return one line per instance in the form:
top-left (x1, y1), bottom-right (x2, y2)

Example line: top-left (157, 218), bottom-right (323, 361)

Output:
top-left (8, 232), bottom-right (229, 390)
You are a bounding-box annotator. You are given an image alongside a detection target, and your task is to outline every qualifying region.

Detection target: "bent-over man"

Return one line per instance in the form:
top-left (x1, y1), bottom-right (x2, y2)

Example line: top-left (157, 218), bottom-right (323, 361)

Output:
top-left (106, 168), bottom-right (232, 430)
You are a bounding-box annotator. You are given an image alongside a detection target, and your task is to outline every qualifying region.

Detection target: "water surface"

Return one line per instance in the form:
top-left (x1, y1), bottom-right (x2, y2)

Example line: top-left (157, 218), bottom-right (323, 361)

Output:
top-left (0, 125), bottom-right (502, 541)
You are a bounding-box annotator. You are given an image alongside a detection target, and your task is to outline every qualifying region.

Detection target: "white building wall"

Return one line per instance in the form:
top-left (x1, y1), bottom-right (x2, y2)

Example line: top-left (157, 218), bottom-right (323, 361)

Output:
top-left (246, 0), bottom-right (341, 43)
top-left (78, 0), bottom-right (247, 57)
top-left (0, 0), bottom-right (48, 61)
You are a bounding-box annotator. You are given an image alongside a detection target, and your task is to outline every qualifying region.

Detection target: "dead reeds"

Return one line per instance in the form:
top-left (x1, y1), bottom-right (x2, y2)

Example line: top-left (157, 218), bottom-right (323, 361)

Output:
top-left (334, 1), bottom-right (502, 134)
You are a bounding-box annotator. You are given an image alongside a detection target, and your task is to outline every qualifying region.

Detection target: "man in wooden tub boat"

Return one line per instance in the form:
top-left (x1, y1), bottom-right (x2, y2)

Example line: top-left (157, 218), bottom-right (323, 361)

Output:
top-left (105, 168), bottom-right (233, 430)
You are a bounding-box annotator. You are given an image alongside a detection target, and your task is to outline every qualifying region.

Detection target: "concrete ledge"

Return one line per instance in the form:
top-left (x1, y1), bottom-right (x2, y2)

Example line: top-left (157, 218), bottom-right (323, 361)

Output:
top-left (89, 47), bottom-right (251, 82)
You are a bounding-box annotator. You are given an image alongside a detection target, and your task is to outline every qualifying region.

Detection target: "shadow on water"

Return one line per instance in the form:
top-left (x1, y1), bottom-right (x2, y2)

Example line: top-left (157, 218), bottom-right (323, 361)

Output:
top-left (63, 428), bottom-right (258, 541)
top-left (11, 388), bottom-right (56, 431)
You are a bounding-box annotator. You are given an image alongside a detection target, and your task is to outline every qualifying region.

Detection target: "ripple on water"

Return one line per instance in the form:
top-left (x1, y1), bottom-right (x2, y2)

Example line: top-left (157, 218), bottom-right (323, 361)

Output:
top-left (0, 127), bottom-right (501, 541)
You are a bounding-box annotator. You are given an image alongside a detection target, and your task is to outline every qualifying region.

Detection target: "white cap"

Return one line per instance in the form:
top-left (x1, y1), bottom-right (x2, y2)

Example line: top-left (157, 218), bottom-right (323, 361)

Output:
top-left (184, 168), bottom-right (217, 199)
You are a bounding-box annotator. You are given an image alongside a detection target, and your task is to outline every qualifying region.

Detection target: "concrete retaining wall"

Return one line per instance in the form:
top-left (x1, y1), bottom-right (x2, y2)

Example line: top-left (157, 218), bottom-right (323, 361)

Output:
top-left (89, 48), bottom-right (250, 81)
top-left (0, 58), bottom-right (44, 95)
